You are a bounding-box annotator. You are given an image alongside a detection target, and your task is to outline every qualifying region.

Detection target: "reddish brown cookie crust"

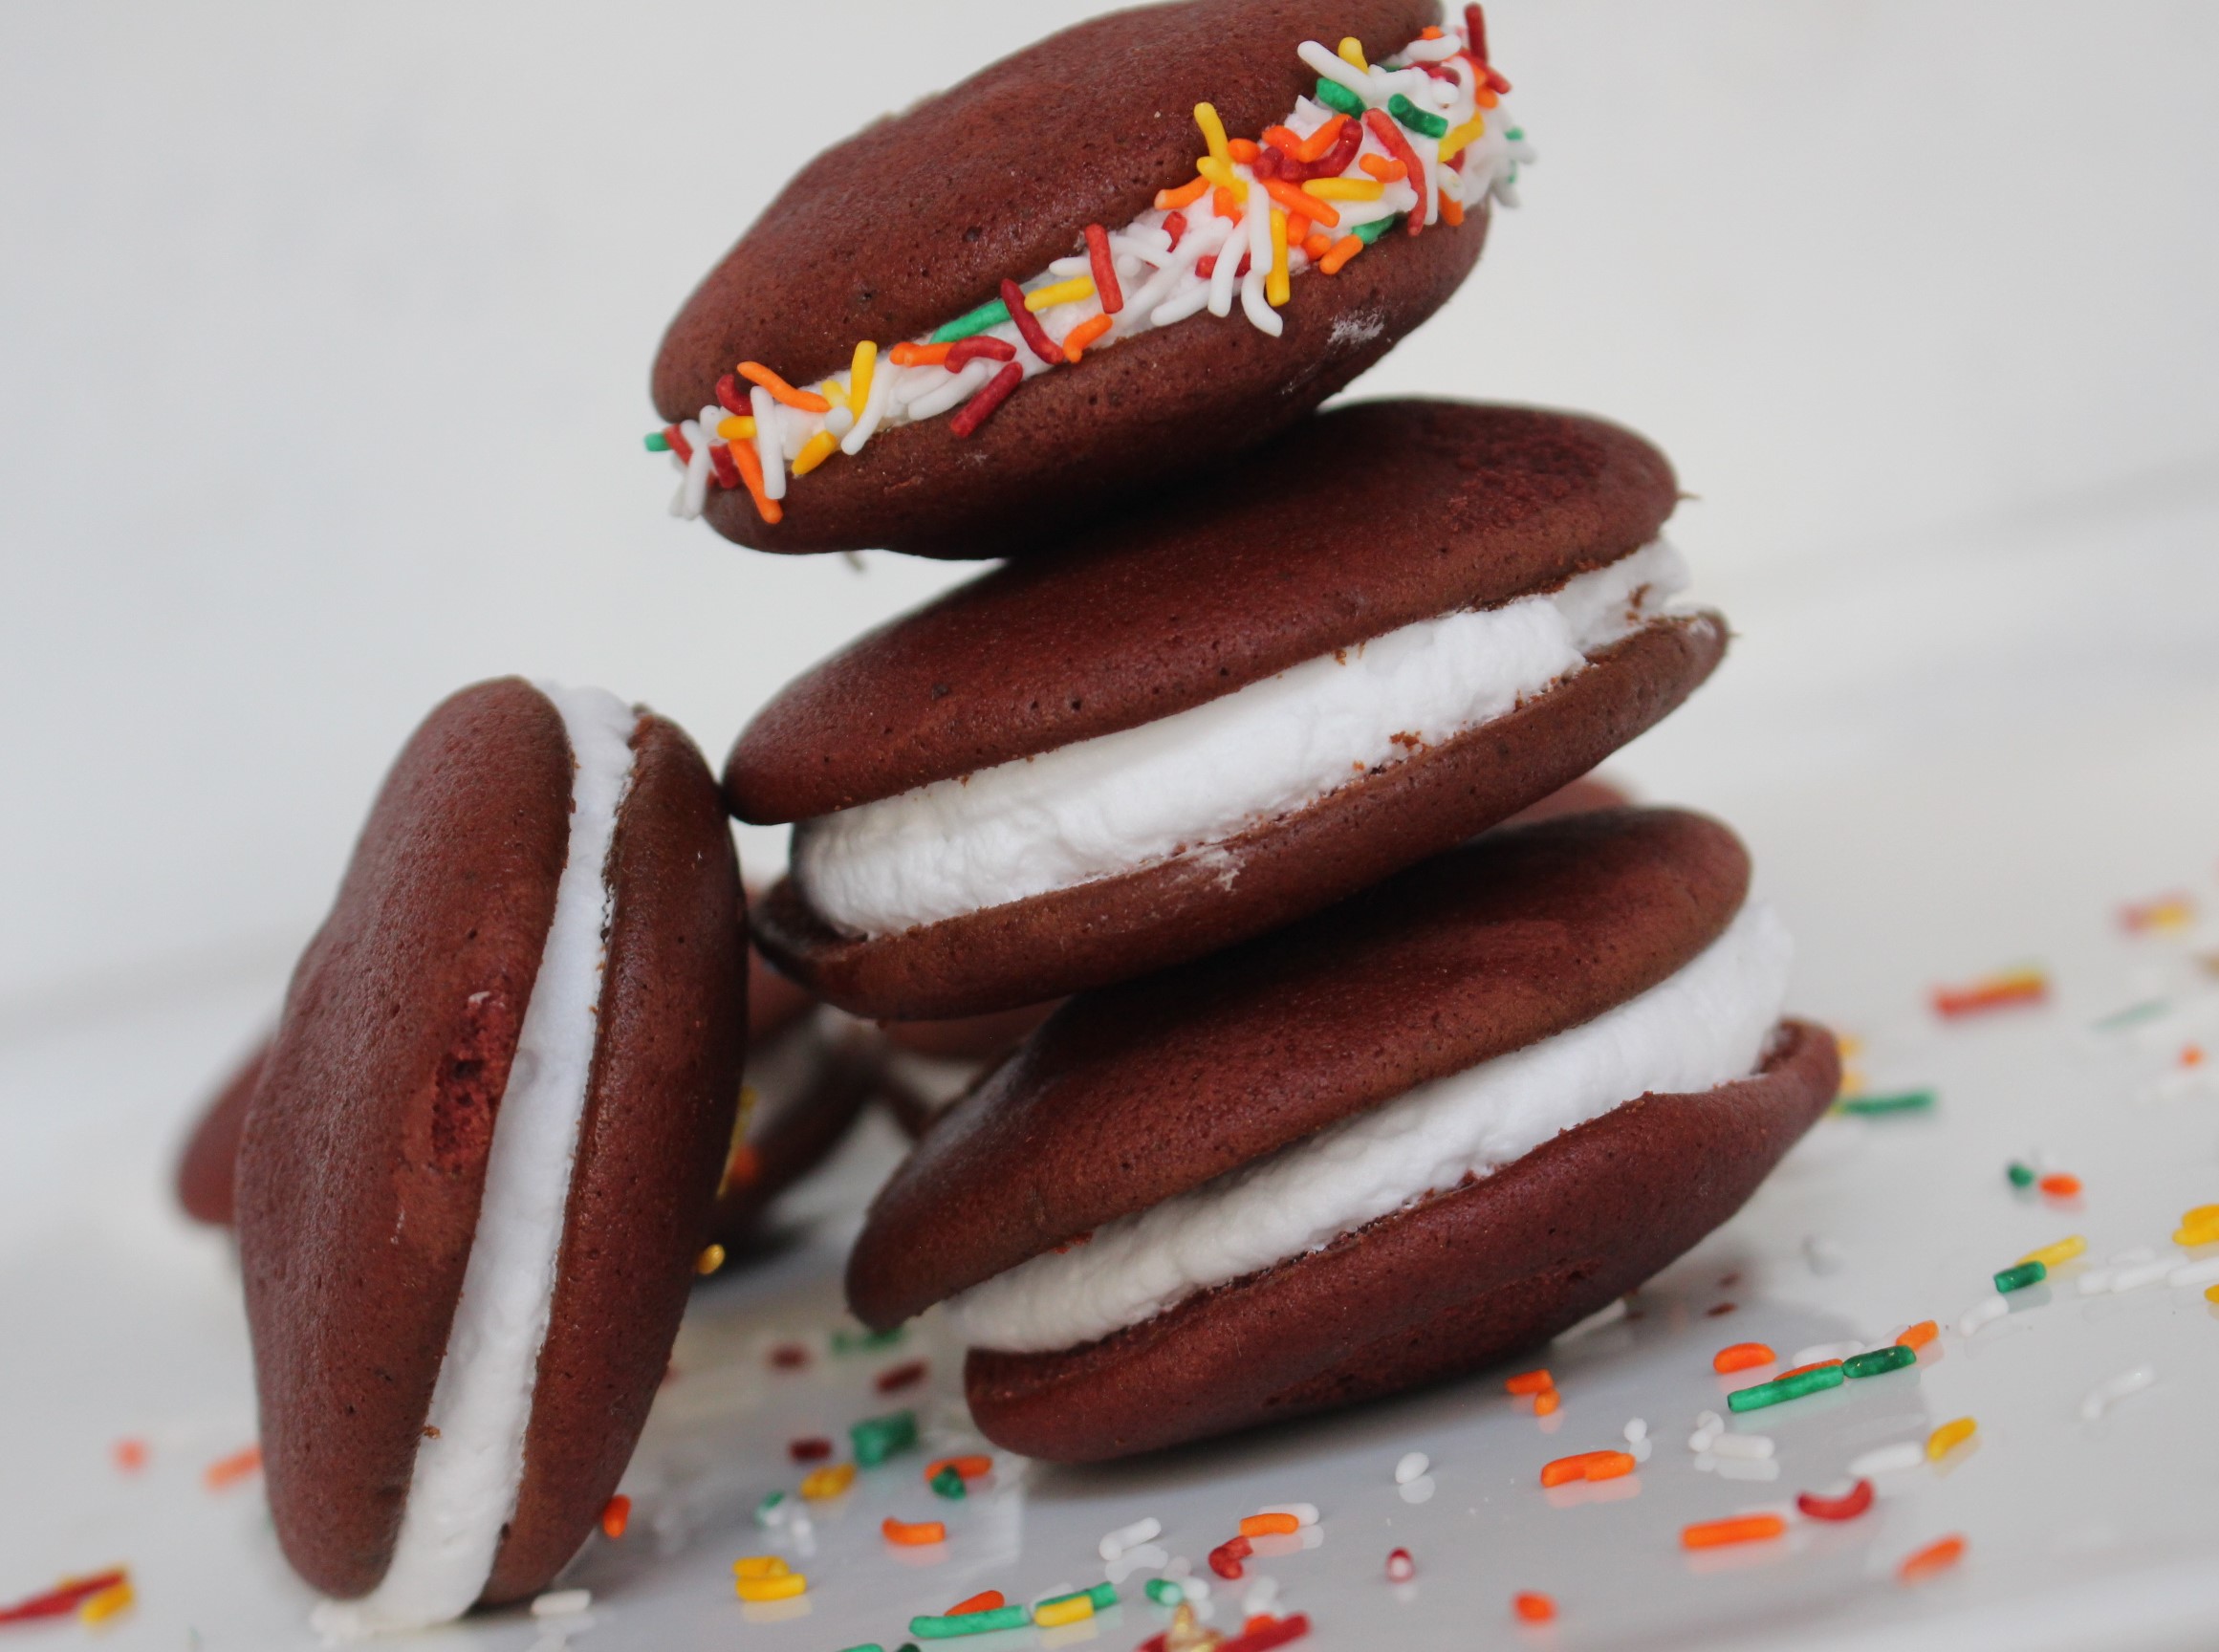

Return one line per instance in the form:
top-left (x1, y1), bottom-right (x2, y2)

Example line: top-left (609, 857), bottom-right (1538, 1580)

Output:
top-left (239, 680), bottom-right (572, 1599)
top-left (486, 712), bottom-right (746, 1602)
top-left (1498, 772), bottom-right (1629, 827)
top-left (706, 1019), bottom-right (881, 1250)
top-left (728, 403), bottom-right (1680, 820)
top-left (757, 612), bottom-right (1726, 1022)
top-left (964, 1020), bottom-right (1839, 1462)
top-left (847, 805), bottom-right (1751, 1326)
top-left (176, 1040), bottom-right (269, 1226)
top-left (882, 1002), bottom-right (1061, 1062)
top-left (652, 0), bottom-right (1464, 558)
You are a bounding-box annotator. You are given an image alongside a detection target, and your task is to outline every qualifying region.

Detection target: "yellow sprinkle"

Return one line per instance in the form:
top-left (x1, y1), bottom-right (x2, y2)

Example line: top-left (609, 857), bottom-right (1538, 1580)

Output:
top-left (733, 1555), bottom-right (792, 1579)
top-left (1439, 112), bottom-right (1488, 161)
top-left (1023, 276), bottom-right (1097, 313)
top-left (1836, 1033), bottom-right (1865, 1059)
top-left (1034, 1595), bottom-right (1096, 1628)
top-left (1193, 100), bottom-right (1230, 165)
top-left (2018, 1235), bottom-right (2086, 1269)
top-left (716, 415), bottom-right (756, 441)
top-left (694, 1243), bottom-right (727, 1276)
top-left (816, 379), bottom-right (850, 413)
top-left (849, 339), bottom-right (877, 414)
top-left (1266, 208), bottom-right (1290, 307)
top-left (799, 1462), bottom-right (856, 1500)
top-left (1302, 176), bottom-right (1385, 203)
top-left (2207, 1282), bottom-right (2219, 1305)
top-left (78, 1581), bottom-right (135, 1626)
top-left (2185, 1205), bottom-right (2219, 1228)
top-left (791, 430), bottom-right (839, 476)
top-left (1195, 154), bottom-right (1248, 203)
top-left (2177, 1222), bottom-right (2219, 1249)
top-left (1336, 35), bottom-right (1369, 71)
top-left (735, 1572), bottom-right (807, 1602)
top-left (1926, 1417), bottom-right (1977, 1460)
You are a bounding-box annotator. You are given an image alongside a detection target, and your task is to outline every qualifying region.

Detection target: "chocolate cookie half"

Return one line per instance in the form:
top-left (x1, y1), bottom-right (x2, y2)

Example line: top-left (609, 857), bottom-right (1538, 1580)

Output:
top-left (876, 1004), bottom-right (1063, 1141)
top-left (731, 402), bottom-right (1726, 1019)
top-left (846, 810), bottom-right (1839, 1462)
top-left (175, 1040), bottom-right (269, 1227)
top-left (648, 1), bottom-right (1527, 556)
top-left (235, 679), bottom-right (746, 1627)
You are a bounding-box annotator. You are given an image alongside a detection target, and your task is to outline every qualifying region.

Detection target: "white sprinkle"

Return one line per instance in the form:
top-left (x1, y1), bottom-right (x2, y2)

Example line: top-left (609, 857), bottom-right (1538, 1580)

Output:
top-left (1394, 1451), bottom-right (1429, 1485)
top-left (1259, 1504), bottom-right (1319, 1527)
top-left (902, 359), bottom-right (992, 424)
top-left (1709, 1433), bottom-right (1776, 1462)
top-left (1715, 1457), bottom-right (1781, 1483)
top-left (1099, 1515), bottom-right (1162, 1561)
top-left (1628, 1438), bottom-right (1652, 1464)
top-left (1696, 1411), bottom-right (1723, 1432)
top-left (2169, 1255), bottom-right (2219, 1288)
top-left (1181, 1575), bottom-right (1210, 1603)
top-left (1622, 1419), bottom-right (1647, 1445)
top-left (1398, 1475), bottom-right (1436, 1505)
top-left (1207, 206), bottom-right (1244, 316)
top-left (2111, 1245), bottom-right (2155, 1266)
top-left (822, 403), bottom-right (855, 439)
top-left (2078, 1269), bottom-right (2116, 1295)
top-left (1847, 1441), bottom-right (1925, 1477)
top-left (1687, 1426), bottom-right (1721, 1454)
top-left (1791, 1341), bottom-right (1862, 1367)
top-left (2080, 1364), bottom-right (2156, 1422)
top-left (1239, 266), bottom-right (1283, 337)
top-left (1296, 40), bottom-right (1375, 101)
top-left (2113, 1255), bottom-right (2181, 1293)
top-left (747, 388), bottom-right (786, 500)
top-left (530, 1590), bottom-right (591, 1618)
top-left (1959, 1294), bottom-right (2010, 1336)
top-left (1399, 33), bottom-right (1463, 62)
top-left (1242, 1577), bottom-right (1280, 1617)
top-left (1105, 1543), bottom-right (1169, 1583)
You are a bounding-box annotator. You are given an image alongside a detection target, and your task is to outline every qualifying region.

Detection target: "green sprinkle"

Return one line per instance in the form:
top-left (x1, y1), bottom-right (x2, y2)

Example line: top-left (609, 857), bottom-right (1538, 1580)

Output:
top-left (838, 1645), bottom-right (885, 1652)
top-left (1728, 1361), bottom-right (1846, 1413)
top-left (1146, 1578), bottom-right (1186, 1606)
top-left (1353, 212), bottom-right (1403, 245)
top-left (832, 1325), bottom-right (906, 1356)
top-left (1993, 1259), bottom-right (2046, 1293)
top-left (927, 296), bottom-right (1013, 345)
top-left (2093, 998), bottom-right (2169, 1031)
top-left (1314, 76), bottom-right (1368, 117)
top-left (2007, 1161), bottom-right (2036, 1188)
top-left (909, 1605), bottom-right (1031, 1638)
top-left (1386, 93), bottom-right (1448, 139)
top-left (929, 1466), bottom-right (967, 1500)
top-left (1843, 1343), bottom-right (1917, 1379)
top-left (1506, 126), bottom-right (1525, 141)
top-left (642, 430), bottom-right (670, 452)
top-left (850, 1408), bottom-right (918, 1467)
top-left (753, 1489), bottom-right (785, 1525)
top-left (1037, 1584), bottom-right (1118, 1612)
top-left (1836, 1089), bottom-right (1936, 1116)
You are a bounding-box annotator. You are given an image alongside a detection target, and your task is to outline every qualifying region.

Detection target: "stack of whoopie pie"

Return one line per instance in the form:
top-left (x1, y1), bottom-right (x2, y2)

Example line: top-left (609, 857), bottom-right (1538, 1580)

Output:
top-left (218, 0), bottom-right (1838, 1632)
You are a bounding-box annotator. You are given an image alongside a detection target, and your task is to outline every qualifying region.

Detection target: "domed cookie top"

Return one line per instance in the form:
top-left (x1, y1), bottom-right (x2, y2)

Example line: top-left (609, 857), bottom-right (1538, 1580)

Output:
top-left (647, 2), bottom-right (1528, 556)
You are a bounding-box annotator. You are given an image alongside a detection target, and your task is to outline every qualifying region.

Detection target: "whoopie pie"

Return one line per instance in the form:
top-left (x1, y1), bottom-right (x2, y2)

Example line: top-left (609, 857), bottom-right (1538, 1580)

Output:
top-left (175, 1039), bottom-right (268, 1227)
top-left (847, 808), bottom-right (1839, 1461)
top-left (876, 1004), bottom-right (1063, 1141)
top-left (649, 0), bottom-right (1528, 557)
top-left (729, 401), bottom-right (1724, 1020)
top-left (235, 679), bottom-right (746, 1628)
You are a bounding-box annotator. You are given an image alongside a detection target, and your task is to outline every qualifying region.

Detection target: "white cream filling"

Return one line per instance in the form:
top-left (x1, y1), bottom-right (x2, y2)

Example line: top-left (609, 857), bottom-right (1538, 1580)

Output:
top-left (312, 685), bottom-right (638, 1637)
top-left (945, 900), bottom-right (1792, 1355)
top-left (795, 538), bottom-right (1688, 938)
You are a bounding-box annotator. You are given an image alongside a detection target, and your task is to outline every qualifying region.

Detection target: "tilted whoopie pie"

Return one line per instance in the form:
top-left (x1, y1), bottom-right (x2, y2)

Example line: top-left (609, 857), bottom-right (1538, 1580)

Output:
top-left (876, 1003), bottom-right (1064, 1141)
top-left (648, 0), bottom-right (1529, 557)
top-left (235, 679), bottom-right (746, 1628)
top-left (175, 1039), bottom-right (269, 1227)
top-left (847, 809), bottom-right (1840, 1462)
top-left (729, 401), bottom-right (1726, 1020)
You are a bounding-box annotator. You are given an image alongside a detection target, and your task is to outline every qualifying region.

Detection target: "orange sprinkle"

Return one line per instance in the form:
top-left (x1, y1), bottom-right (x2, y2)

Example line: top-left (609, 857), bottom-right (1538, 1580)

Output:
top-left (1778, 1359), bottom-right (1843, 1381)
top-left (1155, 175), bottom-right (1211, 211)
top-left (1263, 177), bottom-right (1337, 227)
top-left (1421, 23), bottom-right (1446, 37)
top-left (728, 439), bottom-right (782, 525)
top-left (1513, 1591), bottom-right (1555, 1622)
top-left (735, 360), bottom-right (832, 414)
top-left (1583, 1450), bottom-right (1636, 1481)
top-left (1227, 138), bottom-right (1259, 163)
top-left (1295, 114), bottom-right (1349, 163)
top-left (1239, 1512), bottom-right (1301, 1537)
top-left (882, 1516), bottom-right (946, 1546)
top-left (1540, 1449), bottom-right (1634, 1487)
top-left (1359, 153), bottom-right (1407, 183)
top-left (719, 1142), bottom-right (760, 1192)
top-left (1262, 124), bottom-right (1304, 154)
top-left (1898, 1320), bottom-right (1939, 1351)
top-left (1211, 185), bottom-right (1239, 220)
top-left (113, 1439), bottom-right (147, 1473)
top-left (1533, 1387), bottom-right (1561, 1416)
top-left (1285, 212), bottom-right (1309, 250)
top-left (1899, 1534), bottom-right (1967, 1582)
top-left (1712, 1342), bottom-right (1775, 1374)
top-left (1317, 234), bottom-right (1363, 274)
top-left (1682, 1514), bottom-right (1787, 1550)
top-left (925, 1454), bottom-right (993, 1482)
top-left (1061, 314), bottom-right (1113, 363)
top-left (1302, 231), bottom-right (1334, 261)
top-left (1439, 193), bottom-right (1465, 227)
top-left (2186, 1044), bottom-right (2208, 1068)
top-left (889, 341), bottom-right (952, 367)
top-left (203, 1444), bottom-right (261, 1490)
top-left (2038, 1172), bottom-right (2082, 1198)
top-left (1506, 1368), bottom-right (1555, 1395)
top-left (946, 1590), bottom-right (1006, 1615)
top-left (600, 1493), bottom-right (632, 1539)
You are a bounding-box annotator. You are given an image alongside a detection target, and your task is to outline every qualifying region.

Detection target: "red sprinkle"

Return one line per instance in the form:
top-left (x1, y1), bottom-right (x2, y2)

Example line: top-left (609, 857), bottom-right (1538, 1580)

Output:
top-left (1465, 4), bottom-right (1489, 63)
top-left (707, 442), bottom-right (741, 490)
top-left (0, 1571), bottom-right (128, 1626)
top-left (1385, 1546), bottom-right (1416, 1582)
top-left (1281, 116), bottom-right (1362, 184)
top-left (945, 336), bottom-right (1016, 369)
top-left (1000, 277), bottom-right (1062, 365)
top-left (1219, 1614), bottom-right (1312, 1651)
top-left (714, 372), bottom-right (749, 416)
top-left (945, 1590), bottom-right (1005, 1616)
top-left (663, 424), bottom-right (693, 465)
top-left (599, 1494), bottom-right (631, 1540)
top-left (112, 1439), bottom-right (147, 1473)
top-left (1194, 250), bottom-right (1252, 280)
top-left (1163, 210), bottom-right (1187, 250)
top-left (876, 1359), bottom-right (928, 1394)
top-left (1208, 1535), bottom-right (1252, 1578)
top-left (1362, 109), bottom-right (1427, 232)
top-left (788, 1436), bottom-right (833, 1463)
top-left (948, 361), bottom-right (1024, 438)
top-left (1796, 1478), bottom-right (1876, 1522)
top-left (770, 1343), bottom-right (810, 1370)
top-left (1083, 223), bottom-right (1124, 314)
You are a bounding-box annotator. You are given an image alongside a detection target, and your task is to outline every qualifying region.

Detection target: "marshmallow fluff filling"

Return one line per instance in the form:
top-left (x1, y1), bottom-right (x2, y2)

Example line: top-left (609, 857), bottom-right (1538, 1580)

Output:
top-left (945, 900), bottom-right (1793, 1356)
top-left (795, 539), bottom-right (1690, 938)
top-left (313, 685), bottom-right (639, 1636)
